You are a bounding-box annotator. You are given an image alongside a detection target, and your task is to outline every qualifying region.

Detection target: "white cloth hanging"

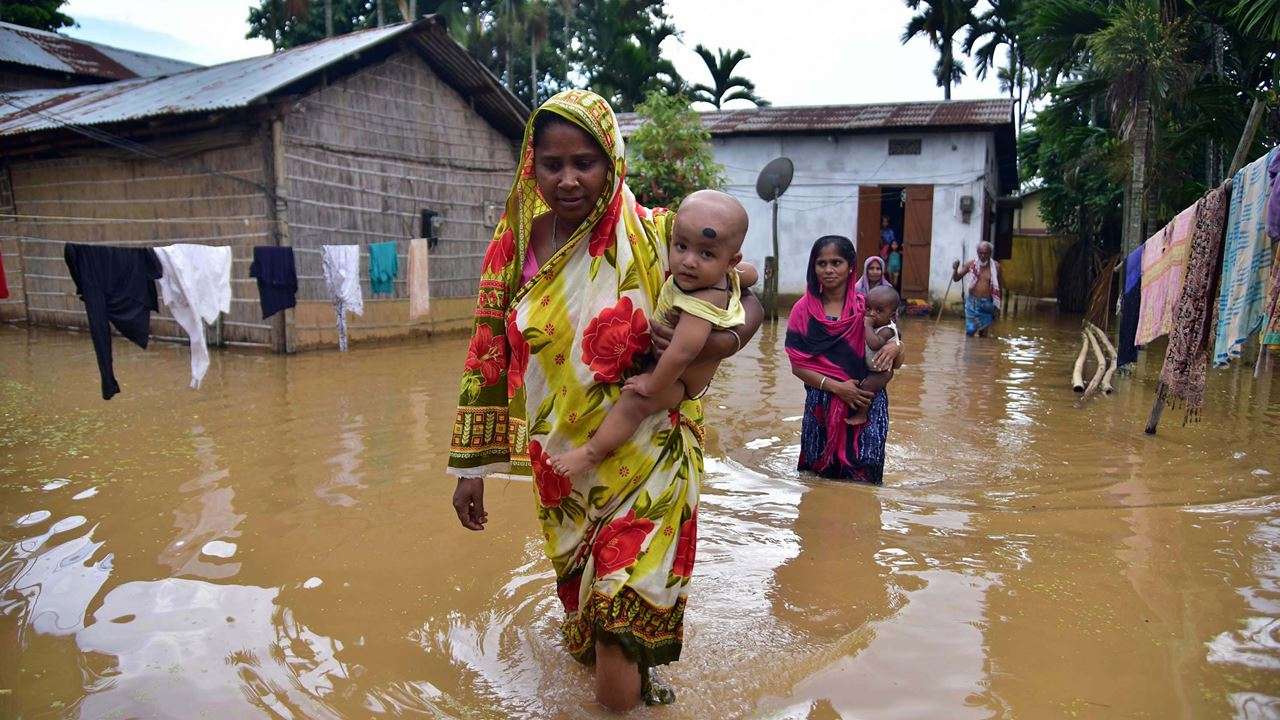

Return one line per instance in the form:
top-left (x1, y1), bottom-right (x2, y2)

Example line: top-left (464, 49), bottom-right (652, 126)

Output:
top-left (322, 244), bottom-right (363, 351)
top-left (408, 238), bottom-right (431, 320)
top-left (154, 244), bottom-right (232, 389)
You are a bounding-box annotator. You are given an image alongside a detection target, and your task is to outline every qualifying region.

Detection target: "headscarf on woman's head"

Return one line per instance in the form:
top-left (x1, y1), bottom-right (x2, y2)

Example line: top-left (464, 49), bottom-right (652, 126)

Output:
top-left (854, 255), bottom-right (891, 296)
top-left (452, 88), bottom-right (670, 476)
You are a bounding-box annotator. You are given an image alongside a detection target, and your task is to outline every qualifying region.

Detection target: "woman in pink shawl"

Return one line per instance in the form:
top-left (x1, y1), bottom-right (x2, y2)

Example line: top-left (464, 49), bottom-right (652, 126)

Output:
top-left (786, 236), bottom-right (902, 482)
top-left (853, 255), bottom-right (892, 297)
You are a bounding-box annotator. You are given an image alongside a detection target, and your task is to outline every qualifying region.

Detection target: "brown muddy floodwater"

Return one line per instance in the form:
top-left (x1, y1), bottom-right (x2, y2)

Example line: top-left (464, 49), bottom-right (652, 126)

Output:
top-left (2, 310), bottom-right (1279, 719)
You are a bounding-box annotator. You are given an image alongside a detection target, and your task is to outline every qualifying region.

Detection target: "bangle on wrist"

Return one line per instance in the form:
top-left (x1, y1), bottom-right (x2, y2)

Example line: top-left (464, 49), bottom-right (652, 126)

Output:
top-left (819, 377), bottom-right (827, 391)
top-left (727, 329), bottom-right (743, 354)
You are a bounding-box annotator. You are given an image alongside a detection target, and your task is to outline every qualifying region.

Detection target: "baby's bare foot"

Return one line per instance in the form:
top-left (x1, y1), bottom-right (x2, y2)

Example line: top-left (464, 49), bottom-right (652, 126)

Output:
top-left (550, 446), bottom-right (604, 479)
top-left (845, 413), bottom-right (868, 427)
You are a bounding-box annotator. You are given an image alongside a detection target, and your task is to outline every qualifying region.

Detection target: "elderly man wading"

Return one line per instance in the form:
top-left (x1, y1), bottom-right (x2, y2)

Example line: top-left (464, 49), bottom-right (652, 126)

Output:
top-left (951, 241), bottom-right (1002, 337)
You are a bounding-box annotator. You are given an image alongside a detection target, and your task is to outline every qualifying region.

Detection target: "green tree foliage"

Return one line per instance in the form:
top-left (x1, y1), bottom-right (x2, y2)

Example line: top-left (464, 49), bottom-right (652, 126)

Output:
top-left (246, 1), bottom-right (709, 114)
top-left (1228, 0), bottom-right (1280, 40)
top-left (432, 0), bottom-right (579, 109)
top-left (902, 0), bottom-right (978, 100)
top-left (1, 0), bottom-right (74, 31)
top-left (572, 0), bottom-right (682, 112)
top-left (1019, 80), bottom-right (1126, 245)
top-left (689, 45), bottom-right (768, 109)
top-left (247, 0), bottom-right (380, 50)
top-left (1019, 0), bottom-right (1276, 258)
top-left (626, 90), bottom-right (725, 209)
top-left (964, 0), bottom-right (1036, 127)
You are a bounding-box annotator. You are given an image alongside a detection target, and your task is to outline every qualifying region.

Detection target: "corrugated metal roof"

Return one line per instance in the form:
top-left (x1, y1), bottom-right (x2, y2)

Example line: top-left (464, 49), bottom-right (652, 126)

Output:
top-left (616, 99), bottom-right (1014, 137)
top-left (0, 18), bottom-right (528, 142)
top-left (0, 21), bottom-right (198, 80)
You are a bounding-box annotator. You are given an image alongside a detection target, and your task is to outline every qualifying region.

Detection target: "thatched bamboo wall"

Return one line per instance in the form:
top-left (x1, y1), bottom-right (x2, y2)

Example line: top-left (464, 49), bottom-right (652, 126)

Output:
top-left (282, 49), bottom-right (516, 348)
top-left (2, 127), bottom-right (276, 346)
top-left (1, 165), bottom-right (25, 322)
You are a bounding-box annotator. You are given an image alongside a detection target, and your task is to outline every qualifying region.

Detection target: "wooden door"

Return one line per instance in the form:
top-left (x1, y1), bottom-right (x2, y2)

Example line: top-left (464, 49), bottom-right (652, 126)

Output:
top-left (900, 185), bottom-right (933, 299)
top-left (856, 186), bottom-right (881, 265)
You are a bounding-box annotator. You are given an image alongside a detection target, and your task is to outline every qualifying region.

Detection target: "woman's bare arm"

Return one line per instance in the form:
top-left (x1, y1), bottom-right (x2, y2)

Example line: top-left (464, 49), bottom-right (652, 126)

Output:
top-left (790, 366), bottom-right (874, 409)
top-left (652, 290), bottom-right (764, 362)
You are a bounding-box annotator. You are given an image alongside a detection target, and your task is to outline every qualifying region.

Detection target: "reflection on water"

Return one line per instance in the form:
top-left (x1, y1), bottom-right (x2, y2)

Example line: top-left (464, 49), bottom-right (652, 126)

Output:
top-left (2, 310), bottom-right (1279, 718)
top-left (76, 578), bottom-right (351, 719)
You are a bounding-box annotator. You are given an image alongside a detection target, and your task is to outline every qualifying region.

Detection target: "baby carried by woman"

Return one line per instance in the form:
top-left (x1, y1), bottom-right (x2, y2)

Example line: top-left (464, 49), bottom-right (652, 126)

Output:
top-left (551, 190), bottom-right (757, 477)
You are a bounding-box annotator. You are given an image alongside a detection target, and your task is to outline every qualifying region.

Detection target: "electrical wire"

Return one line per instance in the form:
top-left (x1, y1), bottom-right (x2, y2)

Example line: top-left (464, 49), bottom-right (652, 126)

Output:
top-left (0, 96), bottom-right (274, 196)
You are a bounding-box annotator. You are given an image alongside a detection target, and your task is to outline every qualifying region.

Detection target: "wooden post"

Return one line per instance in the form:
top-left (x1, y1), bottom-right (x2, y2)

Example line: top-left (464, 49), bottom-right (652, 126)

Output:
top-left (763, 256), bottom-right (778, 322)
top-left (1144, 381), bottom-right (1167, 433)
top-left (763, 197), bottom-right (780, 321)
top-left (1145, 102), bottom-right (1262, 434)
top-left (1228, 98), bottom-right (1266, 177)
top-left (263, 117), bottom-right (293, 354)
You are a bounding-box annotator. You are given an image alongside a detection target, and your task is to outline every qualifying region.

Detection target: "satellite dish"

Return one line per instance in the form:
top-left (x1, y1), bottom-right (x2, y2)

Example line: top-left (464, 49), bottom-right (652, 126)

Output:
top-left (755, 157), bottom-right (794, 202)
top-left (754, 157), bottom-right (793, 322)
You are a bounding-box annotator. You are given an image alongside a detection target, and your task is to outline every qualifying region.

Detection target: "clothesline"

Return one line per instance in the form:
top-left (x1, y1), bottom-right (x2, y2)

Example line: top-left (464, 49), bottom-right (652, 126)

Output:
top-left (26, 237), bottom-right (434, 398)
top-left (1121, 145), bottom-right (1278, 433)
top-left (1113, 178), bottom-right (1236, 273)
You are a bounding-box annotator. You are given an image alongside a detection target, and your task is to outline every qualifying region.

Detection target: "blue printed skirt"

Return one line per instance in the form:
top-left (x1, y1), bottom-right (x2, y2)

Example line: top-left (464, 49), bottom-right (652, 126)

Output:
top-left (798, 388), bottom-right (888, 484)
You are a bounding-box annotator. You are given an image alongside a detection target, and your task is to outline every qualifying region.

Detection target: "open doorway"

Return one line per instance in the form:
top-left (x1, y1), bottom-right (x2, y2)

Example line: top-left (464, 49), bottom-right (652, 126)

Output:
top-left (857, 184), bottom-right (933, 300)
top-left (879, 186), bottom-right (905, 289)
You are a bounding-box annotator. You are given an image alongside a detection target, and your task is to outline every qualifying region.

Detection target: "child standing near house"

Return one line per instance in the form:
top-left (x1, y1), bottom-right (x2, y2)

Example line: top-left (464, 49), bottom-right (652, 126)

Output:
top-left (887, 239), bottom-right (903, 289)
top-left (550, 190), bottom-right (758, 478)
top-left (879, 216), bottom-right (895, 260)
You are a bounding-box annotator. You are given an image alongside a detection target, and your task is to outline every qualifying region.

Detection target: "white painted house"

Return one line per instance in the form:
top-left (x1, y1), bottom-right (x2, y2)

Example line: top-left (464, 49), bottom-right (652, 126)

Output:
top-left (618, 99), bottom-right (1018, 301)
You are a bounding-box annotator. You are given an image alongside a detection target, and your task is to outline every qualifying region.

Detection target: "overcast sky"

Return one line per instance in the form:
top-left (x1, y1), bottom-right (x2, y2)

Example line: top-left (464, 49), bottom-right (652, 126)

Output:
top-left (61, 0), bottom-right (1007, 107)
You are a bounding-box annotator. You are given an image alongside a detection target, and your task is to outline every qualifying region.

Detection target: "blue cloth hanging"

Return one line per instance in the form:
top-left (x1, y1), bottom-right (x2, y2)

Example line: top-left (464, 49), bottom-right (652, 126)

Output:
top-left (368, 241), bottom-right (398, 296)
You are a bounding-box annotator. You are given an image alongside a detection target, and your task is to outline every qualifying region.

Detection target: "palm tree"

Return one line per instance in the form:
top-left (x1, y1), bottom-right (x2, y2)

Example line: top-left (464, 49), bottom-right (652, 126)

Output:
top-left (901, 0), bottom-right (978, 100)
top-left (527, 0), bottom-right (550, 106)
top-left (689, 45), bottom-right (768, 109)
top-left (1027, 0), bottom-right (1193, 255)
top-left (964, 0), bottom-right (1035, 127)
top-left (1228, 0), bottom-right (1280, 39)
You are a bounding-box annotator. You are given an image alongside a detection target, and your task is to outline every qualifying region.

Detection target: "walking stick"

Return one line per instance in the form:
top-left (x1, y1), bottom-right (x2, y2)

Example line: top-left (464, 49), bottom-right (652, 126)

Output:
top-left (936, 259), bottom-right (960, 324)
top-left (935, 276), bottom-right (955, 324)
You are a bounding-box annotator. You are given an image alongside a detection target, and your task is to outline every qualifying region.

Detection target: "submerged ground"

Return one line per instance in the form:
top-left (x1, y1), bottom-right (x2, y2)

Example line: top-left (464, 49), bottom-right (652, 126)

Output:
top-left (1, 310), bottom-right (1278, 719)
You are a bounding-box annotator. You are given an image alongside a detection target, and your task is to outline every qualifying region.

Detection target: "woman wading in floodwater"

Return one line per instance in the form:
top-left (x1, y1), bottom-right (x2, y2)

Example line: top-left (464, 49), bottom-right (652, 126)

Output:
top-left (786, 236), bottom-right (901, 483)
top-left (447, 90), bottom-right (762, 711)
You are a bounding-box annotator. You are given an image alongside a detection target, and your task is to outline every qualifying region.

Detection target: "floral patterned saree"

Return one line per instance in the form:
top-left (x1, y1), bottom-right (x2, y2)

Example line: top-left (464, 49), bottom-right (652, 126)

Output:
top-left (448, 90), bottom-right (702, 668)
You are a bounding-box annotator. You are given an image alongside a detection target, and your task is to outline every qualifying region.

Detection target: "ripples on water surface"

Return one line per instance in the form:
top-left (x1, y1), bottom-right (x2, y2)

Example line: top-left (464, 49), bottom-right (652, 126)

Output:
top-left (1, 312), bottom-right (1278, 718)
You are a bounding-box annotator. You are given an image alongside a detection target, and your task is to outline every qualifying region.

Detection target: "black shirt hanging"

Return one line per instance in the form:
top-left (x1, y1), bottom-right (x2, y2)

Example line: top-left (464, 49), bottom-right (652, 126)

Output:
top-left (63, 243), bottom-right (162, 400)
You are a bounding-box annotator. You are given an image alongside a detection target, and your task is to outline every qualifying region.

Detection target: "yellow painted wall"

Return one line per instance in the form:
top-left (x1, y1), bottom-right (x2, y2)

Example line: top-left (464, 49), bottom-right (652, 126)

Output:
top-left (1001, 234), bottom-right (1073, 298)
top-left (1014, 191), bottom-right (1050, 233)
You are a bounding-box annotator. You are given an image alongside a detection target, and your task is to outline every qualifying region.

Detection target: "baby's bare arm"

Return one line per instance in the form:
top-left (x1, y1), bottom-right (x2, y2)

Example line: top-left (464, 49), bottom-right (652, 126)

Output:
top-left (864, 317), bottom-right (890, 351)
top-left (645, 311), bottom-right (713, 392)
top-left (736, 263), bottom-right (759, 288)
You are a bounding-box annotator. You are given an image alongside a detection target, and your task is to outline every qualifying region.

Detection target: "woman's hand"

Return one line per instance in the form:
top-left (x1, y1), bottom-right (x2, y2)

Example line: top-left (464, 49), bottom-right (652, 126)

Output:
top-left (829, 379), bottom-right (874, 410)
top-left (649, 313), bottom-right (679, 358)
top-left (871, 339), bottom-right (901, 372)
top-left (452, 476), bottom-right (487, 531)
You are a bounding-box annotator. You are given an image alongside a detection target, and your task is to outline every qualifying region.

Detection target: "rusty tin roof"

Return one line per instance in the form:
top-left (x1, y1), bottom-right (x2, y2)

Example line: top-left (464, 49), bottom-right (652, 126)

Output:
top-left (0, 21), bottom-right (198, 80)
top-left (0, 18), bottom-right (528, 142)
top-left (616, 99), bottom-right (1014, 137)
